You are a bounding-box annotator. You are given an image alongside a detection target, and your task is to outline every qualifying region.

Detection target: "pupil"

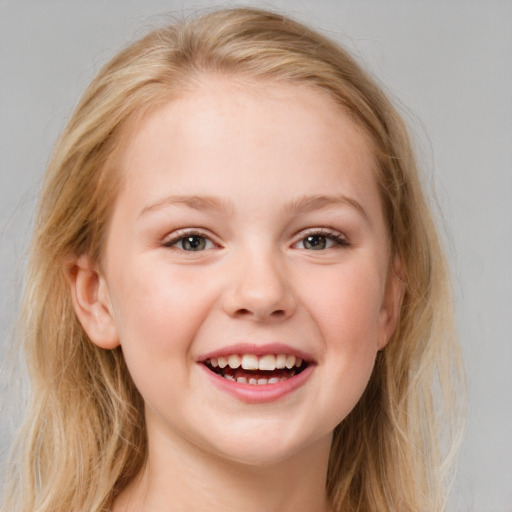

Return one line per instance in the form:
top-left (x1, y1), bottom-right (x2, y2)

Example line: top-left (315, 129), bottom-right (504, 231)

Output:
top-left (305, 235), bottom-right (326, 250)
top-left (183, 236), bottom-right (205, 251)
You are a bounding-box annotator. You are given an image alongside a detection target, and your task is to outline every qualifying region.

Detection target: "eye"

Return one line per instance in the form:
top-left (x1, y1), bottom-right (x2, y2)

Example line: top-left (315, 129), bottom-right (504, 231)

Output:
top-left (302, 235), bottom-right (331, 250)
top-left (163, 232), bottom-right (215, 251)
top-left (293, 230), bottom-right (349, 251)
top-left (177, 235), bottom-right (212, 251)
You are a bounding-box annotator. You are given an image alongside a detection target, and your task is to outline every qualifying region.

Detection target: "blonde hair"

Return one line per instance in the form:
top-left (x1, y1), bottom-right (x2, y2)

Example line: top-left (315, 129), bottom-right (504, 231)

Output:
top-left (4, 8), bottom-right (464, 511)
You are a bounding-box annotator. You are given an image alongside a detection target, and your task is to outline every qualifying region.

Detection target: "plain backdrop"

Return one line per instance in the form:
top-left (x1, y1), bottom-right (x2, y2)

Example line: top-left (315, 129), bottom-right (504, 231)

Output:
top-left (1, 1), bottom-right (511, 510)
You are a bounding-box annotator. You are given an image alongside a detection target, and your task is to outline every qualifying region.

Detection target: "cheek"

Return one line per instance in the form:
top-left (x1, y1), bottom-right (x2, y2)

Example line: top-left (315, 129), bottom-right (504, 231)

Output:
top-left (296, 261), bottom-right (384, 414)
top-left (298, 261), bottom-right (384, 340)
top-left (106, 259), bottom-right (223, 414)
top-left (108, 258), bottom-right (217, 363)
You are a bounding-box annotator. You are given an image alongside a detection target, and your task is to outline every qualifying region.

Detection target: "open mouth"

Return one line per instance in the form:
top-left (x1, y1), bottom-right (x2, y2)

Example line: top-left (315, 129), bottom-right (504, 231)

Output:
top-left (202, 353), bottom-right (308, 385)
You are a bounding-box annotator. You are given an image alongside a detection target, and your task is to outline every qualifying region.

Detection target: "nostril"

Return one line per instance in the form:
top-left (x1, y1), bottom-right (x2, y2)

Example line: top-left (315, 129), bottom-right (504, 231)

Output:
top-left (235, 307), bottom-right (287, 320)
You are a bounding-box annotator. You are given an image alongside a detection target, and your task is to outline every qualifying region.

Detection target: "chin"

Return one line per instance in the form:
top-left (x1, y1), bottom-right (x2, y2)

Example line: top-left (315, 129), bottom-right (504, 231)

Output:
top-left (199, 422), bottom-right (329, 468)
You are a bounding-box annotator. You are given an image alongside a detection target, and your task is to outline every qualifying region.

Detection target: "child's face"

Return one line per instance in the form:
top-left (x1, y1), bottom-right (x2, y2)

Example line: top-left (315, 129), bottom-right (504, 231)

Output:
top-left (86, 78), bottom-right (401, 465)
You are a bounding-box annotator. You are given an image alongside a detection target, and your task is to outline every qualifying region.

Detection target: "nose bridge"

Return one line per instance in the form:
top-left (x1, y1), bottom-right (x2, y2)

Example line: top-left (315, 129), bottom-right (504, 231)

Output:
top-left (223, 241), bottom-right (295, 321)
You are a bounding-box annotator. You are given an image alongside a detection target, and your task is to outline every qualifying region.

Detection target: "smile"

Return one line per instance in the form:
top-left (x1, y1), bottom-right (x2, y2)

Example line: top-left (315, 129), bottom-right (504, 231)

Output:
top-left (204, 353), bottom-right (307, 385)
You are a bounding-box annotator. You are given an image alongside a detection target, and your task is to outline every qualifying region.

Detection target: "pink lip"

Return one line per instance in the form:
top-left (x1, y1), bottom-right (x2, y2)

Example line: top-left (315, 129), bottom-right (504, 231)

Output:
top-left (198, 363), bottom-right (315, 404)
top-left (197, 343), bottom-right (315, 363)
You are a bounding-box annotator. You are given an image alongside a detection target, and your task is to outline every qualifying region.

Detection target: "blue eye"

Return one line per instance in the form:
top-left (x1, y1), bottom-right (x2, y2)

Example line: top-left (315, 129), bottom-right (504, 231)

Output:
top-left (178, 236), bottom-right (208, 251)
top-left (301, 235), bottom-right (334, 251)
top-left (302, 235), bottom-right (329, 250)
top-left (295, 231), bottom-right (348, 250)
top-left (164, 233), bottom-right (215, 251)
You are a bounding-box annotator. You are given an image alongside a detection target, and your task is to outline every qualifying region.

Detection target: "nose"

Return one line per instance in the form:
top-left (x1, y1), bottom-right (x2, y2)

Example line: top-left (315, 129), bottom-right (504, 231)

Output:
top-left (222, 248), bottom-right (296, 322)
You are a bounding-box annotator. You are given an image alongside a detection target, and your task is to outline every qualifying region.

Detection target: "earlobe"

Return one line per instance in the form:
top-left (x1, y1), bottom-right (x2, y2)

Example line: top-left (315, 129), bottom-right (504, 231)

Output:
top-left (64, 255), bottom-right (120, 349)
top-left (377, 255), bottom-right (405, 350)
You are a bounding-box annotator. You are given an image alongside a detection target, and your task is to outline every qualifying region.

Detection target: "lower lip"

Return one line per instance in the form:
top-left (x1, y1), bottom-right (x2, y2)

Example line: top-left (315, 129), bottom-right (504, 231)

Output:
top-left (198, 364), bottom-right (315, 404)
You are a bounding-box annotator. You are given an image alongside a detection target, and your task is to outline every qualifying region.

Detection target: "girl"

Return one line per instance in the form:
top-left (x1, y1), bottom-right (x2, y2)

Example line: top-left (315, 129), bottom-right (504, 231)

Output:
top-left (3, 7), bottom-right (464, 512)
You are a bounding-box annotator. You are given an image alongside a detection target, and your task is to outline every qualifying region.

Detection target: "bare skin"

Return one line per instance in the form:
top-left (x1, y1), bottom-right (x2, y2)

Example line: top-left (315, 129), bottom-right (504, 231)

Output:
top-left (114, 425), bottom-right (333, 512)
top-left (69, 76), bottom-right (401, 512)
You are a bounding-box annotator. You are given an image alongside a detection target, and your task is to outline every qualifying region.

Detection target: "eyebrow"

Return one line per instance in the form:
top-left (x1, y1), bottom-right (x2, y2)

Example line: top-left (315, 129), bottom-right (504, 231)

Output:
top-left (139, 194), bottom-right (234, 218)
top-left (139, 193), bottom-right (368, 221)
top-left (285, 194), bottom-right (369, 222)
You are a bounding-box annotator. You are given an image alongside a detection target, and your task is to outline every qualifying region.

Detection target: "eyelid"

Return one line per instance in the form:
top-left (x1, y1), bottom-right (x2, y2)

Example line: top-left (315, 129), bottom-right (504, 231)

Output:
top-left (160, 227), bottom-right (348, 250)
top-left (291, 227), bottom-right (350, 248)
top-left (161, 228), bottom-right (220, 249)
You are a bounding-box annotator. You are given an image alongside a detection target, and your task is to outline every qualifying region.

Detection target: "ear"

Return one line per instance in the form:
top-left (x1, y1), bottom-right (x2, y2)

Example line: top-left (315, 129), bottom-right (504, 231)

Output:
top-left (64, 254), bottom-right (120, 349)
top-left (377, 254), bottom-right (405, 350)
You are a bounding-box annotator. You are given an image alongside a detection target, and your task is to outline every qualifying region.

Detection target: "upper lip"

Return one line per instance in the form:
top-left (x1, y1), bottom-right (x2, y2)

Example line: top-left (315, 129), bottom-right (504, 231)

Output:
top-left (196, 343), bottom-right (316, 364)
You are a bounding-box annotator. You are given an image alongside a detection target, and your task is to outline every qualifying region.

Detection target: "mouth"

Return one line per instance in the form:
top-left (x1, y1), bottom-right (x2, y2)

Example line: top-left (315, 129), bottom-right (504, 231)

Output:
top-left (202, 353), bottom-right (309, 385)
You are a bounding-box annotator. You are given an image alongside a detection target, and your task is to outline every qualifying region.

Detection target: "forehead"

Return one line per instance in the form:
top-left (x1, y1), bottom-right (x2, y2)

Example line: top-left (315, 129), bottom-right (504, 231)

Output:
top-left (113, 77), bottom-right (381, 222)
top-left (120, 78), bottom-right (375, 177)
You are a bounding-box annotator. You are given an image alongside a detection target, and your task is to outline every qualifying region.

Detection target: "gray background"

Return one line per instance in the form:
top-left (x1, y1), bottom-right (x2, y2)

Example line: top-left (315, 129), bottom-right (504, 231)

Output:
top-left (1, 1), bottom-right (511, 510)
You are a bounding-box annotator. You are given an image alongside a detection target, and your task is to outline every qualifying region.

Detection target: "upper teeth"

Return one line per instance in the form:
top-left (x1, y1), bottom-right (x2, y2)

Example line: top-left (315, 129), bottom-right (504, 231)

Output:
top-left (208, 354), bottom-right (303, 371)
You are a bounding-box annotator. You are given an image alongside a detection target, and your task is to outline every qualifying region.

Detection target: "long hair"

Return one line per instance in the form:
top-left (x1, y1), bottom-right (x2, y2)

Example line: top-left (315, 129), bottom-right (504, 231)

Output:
top-left (4, 8), bottom-right (464, 511)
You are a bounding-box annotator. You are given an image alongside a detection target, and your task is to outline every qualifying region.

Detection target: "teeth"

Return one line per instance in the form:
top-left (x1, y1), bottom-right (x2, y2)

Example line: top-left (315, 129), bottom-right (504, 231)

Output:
top-left (228, 354), bottom-right (241, 369)
top-left (241, 354), bottom-right (259, 370)
top-left (222, 375), bottom-right (292, 385)
top-left (208, 353), bottom-right (306, 373)
top-left (258, 354), bottom-right (276, 371)
top-left (275, 354), bottom-right (287, 369)
top-left (285, 355), bottom-right (296, 369)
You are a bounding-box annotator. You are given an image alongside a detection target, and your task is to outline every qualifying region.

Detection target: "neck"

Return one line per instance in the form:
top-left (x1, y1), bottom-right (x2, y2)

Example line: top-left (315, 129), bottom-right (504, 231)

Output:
top-left (114, 422), bottom-right (333, 512)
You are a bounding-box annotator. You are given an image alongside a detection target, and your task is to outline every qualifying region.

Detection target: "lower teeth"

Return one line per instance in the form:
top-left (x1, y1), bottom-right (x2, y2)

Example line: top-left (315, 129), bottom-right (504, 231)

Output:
top-left (222, 374), bottom-right (293, 385)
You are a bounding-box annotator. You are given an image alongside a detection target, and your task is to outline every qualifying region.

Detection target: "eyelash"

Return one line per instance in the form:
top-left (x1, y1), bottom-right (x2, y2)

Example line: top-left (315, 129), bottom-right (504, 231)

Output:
top-left (293, 228), bottom-right (349, 250)
top-left (162, 227), bottom-right (349, 252)
top-left (161, 229), bottom-right (217, 251)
